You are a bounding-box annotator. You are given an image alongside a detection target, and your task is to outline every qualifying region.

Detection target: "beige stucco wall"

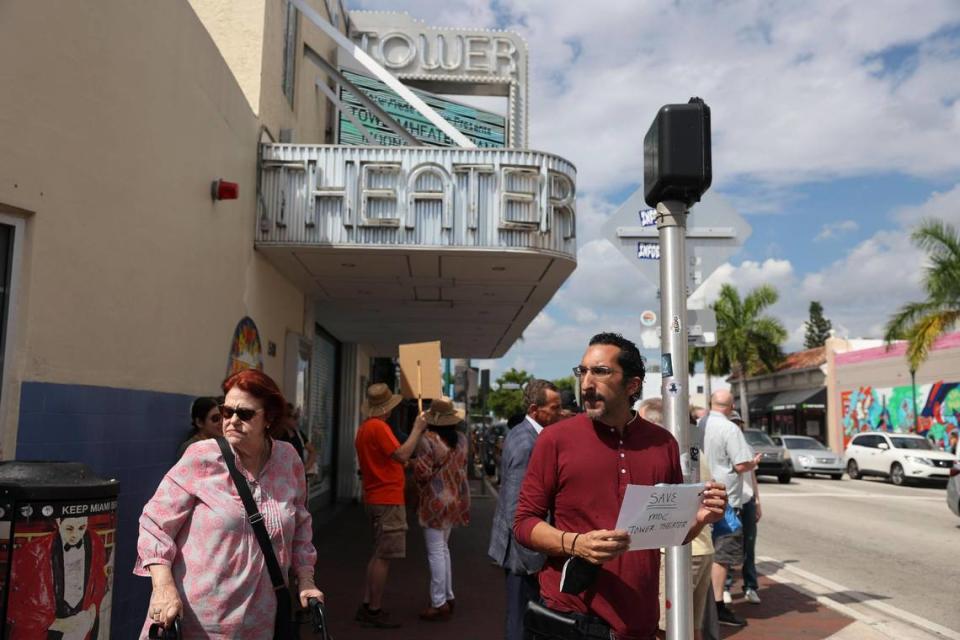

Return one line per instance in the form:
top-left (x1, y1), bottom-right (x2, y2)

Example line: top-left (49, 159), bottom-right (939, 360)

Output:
top-left (189, 0), bottom-right (339, 142)
top-left (0, 0), bottom-right (305, 455)
top-left (261, 0), bottom-right (340, 143)
top-left (188, 0), bottom-right (268, 115)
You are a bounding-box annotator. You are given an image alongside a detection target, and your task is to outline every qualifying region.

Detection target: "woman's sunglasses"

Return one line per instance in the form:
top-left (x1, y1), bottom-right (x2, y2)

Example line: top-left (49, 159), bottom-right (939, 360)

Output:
top-left (218, 405), bottom-right (262, 422)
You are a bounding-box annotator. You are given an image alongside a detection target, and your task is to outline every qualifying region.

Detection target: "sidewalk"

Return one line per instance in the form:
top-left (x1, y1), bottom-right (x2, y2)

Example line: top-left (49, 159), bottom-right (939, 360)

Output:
top-left (307, 482), bottom-right (918, 640)
top-left (311, 479), bottom-right (505, 640)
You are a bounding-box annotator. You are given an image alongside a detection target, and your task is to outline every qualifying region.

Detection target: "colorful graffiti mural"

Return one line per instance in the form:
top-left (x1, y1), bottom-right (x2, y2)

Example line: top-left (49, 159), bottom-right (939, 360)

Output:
top-left (841, 380), bottom-right (960, 449)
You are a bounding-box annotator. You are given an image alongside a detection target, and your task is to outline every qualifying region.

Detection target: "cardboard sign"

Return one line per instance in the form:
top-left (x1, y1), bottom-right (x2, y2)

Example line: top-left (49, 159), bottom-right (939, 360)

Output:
top-left (615, 483), bottom-right (705, 550)
top-left (398, 341), bottom-right (443, 400)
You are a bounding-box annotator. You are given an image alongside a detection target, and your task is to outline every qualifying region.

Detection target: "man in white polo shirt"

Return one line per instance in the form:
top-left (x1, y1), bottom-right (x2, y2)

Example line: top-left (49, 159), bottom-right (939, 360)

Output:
top-left (703, 390), bottom-right (759, 628)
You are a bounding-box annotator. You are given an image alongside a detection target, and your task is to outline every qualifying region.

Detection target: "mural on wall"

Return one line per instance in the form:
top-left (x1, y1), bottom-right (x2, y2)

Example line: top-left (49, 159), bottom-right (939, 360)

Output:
top-left (226, 317), bottom-right (263, 376)
top-left (841, 380), bottom-right (960, 449)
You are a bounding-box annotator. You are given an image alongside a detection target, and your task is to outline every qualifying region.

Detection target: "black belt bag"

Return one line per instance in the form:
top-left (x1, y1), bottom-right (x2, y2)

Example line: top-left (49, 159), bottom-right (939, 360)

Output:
top-left (523, 602), bottom-right (612, 640)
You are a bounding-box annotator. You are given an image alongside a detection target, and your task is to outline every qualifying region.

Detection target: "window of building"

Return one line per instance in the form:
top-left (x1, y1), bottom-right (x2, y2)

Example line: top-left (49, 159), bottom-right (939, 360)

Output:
top-left (282, 0), bottom-right (300, 106)
top-left (0, 212), bottom-right (24, 415)
top-left (696, 385), bottom-right (704, 393)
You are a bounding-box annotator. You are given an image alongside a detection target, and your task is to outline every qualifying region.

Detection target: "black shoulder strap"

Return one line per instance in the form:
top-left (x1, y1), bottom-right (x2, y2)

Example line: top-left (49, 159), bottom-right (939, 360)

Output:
top-left (215, 437), bottom-right (287, 591)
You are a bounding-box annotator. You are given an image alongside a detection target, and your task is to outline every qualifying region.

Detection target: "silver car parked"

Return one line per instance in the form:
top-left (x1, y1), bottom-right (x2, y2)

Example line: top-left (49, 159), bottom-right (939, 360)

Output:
top-left (775, 435), bottom-right (844, 480)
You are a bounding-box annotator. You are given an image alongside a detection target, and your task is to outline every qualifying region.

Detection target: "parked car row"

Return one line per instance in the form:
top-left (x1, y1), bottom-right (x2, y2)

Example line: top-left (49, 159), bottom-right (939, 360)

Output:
top-left (744, 427), bottom-right (959, 522)
top-left (843, 431), bottom-right (955, 486)
top-left (772, 435), bottom-right (845, 480)
top-left (744, 429), bottom-right (793, 484)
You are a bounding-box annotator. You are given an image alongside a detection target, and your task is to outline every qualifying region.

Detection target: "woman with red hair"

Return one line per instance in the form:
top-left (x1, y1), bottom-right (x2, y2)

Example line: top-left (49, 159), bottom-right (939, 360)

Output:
top-left (135, 368), bottom-right (322, 639)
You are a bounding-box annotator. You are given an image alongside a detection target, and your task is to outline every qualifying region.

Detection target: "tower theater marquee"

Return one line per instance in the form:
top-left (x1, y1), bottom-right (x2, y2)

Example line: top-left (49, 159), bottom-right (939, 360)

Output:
top-left (350, 12), bottom-right (529, 146)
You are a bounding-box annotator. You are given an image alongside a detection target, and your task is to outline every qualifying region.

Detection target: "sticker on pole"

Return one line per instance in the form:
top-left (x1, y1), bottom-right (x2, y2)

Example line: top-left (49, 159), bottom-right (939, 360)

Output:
top-left (640, 310), bottom-right (657, 327)
top-left (661, 354), bottom-right (673, 378)
top-left (667, 381), bottom-right (682, 397)
top-left (671, 315), bottom-right (682, 334)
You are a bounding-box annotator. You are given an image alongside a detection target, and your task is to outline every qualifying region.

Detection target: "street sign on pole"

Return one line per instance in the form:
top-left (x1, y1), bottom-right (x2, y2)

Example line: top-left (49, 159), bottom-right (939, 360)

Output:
top-left (642, 98), bottom-right (713, 640)
top-left (603, 190), bottom-right (752, 293)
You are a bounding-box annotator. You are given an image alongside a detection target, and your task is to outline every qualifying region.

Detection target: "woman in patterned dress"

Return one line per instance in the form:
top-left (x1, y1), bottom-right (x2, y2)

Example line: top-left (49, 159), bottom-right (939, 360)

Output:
top-left (135, 369), bottom-right (323, 639)
top-left (413, 397), bottom-right (471, 621)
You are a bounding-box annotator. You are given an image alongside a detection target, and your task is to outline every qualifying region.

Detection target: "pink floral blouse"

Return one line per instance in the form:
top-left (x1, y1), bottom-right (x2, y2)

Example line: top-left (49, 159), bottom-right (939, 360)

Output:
top-left (413, 430), bottom-right (471, 529)
top-left (134, 439), bottom-right (316, 639)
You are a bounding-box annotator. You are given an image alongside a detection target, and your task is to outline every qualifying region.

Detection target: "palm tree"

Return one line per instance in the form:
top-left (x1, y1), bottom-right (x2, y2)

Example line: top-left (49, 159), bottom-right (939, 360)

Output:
top-left (706, 284), bottom-right (787, 428)
top-left (884, 219), bottom-right (960, 371)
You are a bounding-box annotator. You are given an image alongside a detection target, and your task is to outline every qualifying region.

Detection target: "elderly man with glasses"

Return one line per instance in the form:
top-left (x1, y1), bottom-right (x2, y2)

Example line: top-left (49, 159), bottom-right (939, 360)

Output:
top-left (514, 332), bottom-right (728, 640)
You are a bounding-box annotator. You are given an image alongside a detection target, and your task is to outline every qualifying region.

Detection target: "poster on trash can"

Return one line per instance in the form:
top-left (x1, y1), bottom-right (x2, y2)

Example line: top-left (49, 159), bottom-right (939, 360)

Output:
top-left (3, 498), bottom-right (118, 640)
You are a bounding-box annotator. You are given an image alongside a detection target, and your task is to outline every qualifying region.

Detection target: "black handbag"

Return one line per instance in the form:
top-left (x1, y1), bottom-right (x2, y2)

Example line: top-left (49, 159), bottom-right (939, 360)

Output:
top-left (216, 437), bottom-right (297, 640)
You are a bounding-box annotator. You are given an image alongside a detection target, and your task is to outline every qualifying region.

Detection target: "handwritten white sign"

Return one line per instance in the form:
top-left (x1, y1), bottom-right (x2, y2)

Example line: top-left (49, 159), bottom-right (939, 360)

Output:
top-left (615, 483), bottom-right (705, 550)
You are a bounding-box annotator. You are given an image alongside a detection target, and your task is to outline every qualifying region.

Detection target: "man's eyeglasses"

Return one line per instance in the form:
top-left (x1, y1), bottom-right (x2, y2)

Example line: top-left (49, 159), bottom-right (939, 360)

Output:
top-left (219, 405), bottom-right (263, 422)
top-left (572, 366), bottom-right (620, 379)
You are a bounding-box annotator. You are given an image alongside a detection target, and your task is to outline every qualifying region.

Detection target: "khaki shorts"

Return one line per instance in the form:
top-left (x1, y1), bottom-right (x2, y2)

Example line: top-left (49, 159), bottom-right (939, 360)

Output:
top-left (713, 531), bottom-right (744, 568)
top-left (365, 503), bottom-right (407, 559)
top-left (658, 552), bottom-right (714, 632)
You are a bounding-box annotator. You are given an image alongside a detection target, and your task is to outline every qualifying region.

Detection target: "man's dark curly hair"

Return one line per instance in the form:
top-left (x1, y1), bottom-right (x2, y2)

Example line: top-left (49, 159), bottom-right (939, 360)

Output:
top-left (588, 332), bottom-right (646, 382)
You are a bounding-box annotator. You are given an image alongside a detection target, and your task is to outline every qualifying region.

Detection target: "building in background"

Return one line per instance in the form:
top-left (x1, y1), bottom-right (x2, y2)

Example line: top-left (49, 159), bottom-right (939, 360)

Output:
top-left (826, 332), bottom-right (960, 454)
top-left (737, 347), bottom-right (830, 440)
top-left (734, 334), bottom-right (960, 455)
top-left (0, 1), bottom-right (576, 635)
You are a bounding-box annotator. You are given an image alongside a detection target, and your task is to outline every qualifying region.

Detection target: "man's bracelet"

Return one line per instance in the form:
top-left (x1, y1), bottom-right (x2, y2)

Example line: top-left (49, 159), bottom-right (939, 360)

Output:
top-left (560, 531), bottom-right (568, 554)
top-left (571, 533), bottom-right (581, 556)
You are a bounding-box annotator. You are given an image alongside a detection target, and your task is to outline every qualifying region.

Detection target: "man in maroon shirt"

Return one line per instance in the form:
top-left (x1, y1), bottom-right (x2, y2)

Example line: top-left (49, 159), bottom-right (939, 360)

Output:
top-left (514, 332), bottom-right (728, 640)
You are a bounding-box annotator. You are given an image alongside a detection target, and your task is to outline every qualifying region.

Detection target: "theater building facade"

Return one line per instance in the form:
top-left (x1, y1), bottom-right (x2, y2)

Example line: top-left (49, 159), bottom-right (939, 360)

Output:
top-left (0, 2), bottom-right (576, 635)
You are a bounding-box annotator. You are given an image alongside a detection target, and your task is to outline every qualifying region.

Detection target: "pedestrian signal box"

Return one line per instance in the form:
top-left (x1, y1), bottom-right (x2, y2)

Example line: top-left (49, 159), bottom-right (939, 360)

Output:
top-left (643, 97), bottom-right (712, 208)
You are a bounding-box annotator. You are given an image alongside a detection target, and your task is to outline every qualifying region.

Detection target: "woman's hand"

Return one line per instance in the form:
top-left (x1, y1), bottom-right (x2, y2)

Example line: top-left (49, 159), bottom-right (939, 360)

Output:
top-left (297, 569), bottom-right (324, 608)
top-left (147, 565), bottom-right (182, 628)
top-left (299, 587), bottom-right (325, 608)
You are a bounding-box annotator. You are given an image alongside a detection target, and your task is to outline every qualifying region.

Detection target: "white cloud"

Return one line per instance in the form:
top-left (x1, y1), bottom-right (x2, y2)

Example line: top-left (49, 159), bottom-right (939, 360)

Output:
top-left (572, 308), bottom-right (599, 324)
top-left (344, 1), bottom-right (960, 377)
top-left (697, 184), bottom-right (960, 348)
top-left (815, 219), bottom-right (859, 241)
top-left (893, 183), bottom-right (960, 226)
top-left (351, 1), bottom-right (960, 195)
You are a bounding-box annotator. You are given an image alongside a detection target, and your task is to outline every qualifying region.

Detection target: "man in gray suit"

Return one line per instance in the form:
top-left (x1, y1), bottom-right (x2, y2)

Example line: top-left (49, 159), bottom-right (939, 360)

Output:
top-left (488, 379), bottom-right (563, 640)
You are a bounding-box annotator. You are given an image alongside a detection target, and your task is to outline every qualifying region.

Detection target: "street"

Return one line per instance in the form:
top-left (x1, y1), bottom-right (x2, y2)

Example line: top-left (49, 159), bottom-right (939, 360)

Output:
top-left (755, 475), bottom-right (960, 634)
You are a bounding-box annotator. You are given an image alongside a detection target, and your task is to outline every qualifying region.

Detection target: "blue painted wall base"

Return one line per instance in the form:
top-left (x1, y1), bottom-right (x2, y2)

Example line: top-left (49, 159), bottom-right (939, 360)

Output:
top-left (16, 381), bottom-right (196, 639)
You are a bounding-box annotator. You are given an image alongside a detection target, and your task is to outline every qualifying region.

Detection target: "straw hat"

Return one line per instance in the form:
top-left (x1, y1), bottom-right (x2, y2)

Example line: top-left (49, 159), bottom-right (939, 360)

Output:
top-left (362, 383), bottom-right (403, 418)
top-left (424, 397), bottom-right (465, 427)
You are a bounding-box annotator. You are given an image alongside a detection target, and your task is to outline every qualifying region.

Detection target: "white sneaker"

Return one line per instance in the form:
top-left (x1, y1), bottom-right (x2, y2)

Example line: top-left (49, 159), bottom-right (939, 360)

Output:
top-left (722, 590), bottom-right (732, 604)
top-left (744, 588), bottom-right (761, 604)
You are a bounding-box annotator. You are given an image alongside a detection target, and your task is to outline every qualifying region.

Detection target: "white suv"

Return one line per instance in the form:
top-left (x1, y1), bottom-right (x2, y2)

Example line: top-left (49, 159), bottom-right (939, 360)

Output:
top-left (844, 432), bottom-right (955, 486)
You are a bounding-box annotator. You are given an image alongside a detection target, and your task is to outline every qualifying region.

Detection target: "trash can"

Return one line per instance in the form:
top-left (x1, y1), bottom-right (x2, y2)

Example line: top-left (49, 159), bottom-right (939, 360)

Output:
top-left (0, 461), bottom-right (119, 639)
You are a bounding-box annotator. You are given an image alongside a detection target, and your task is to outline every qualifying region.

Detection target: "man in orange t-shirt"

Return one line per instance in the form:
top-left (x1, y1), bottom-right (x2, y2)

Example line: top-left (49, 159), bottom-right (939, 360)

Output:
top-left (354, 383), bottom-right (427, 629)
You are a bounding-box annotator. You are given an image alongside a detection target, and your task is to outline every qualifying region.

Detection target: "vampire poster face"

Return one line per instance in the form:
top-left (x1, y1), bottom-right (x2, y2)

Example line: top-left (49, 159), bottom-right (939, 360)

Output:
top-left (2, 498), bottom-right (117, 640)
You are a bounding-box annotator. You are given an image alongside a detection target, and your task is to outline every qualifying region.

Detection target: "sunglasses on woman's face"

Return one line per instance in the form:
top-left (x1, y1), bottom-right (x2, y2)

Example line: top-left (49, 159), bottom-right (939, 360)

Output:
top-left (219, 405), bottom-right (263, 422)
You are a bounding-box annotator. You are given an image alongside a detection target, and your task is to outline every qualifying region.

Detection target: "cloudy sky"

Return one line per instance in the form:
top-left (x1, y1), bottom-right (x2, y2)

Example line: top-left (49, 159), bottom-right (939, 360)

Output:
top-left (349, 0), bottom-right (960, 381)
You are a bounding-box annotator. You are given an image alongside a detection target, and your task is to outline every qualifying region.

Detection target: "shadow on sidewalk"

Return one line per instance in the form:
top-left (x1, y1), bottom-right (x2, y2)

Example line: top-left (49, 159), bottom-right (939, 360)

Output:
top-left (311, 488), bottom-right (506, 640)
top-left (720, 575), bottom-right (854, 639)
top-left (309, 484), bottom-right (857, 640)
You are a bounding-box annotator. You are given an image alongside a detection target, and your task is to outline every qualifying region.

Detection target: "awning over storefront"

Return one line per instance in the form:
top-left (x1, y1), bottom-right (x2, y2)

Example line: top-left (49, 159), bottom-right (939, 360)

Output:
top-left (771, 387), bottom-right (826, 410)
top-left (746, 393), bottom-right (778, 413)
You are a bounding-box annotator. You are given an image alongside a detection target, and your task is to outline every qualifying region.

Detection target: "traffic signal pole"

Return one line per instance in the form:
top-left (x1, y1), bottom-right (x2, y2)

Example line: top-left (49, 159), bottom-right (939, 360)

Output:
top-left (657, 199), bottom-right (695, 640)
